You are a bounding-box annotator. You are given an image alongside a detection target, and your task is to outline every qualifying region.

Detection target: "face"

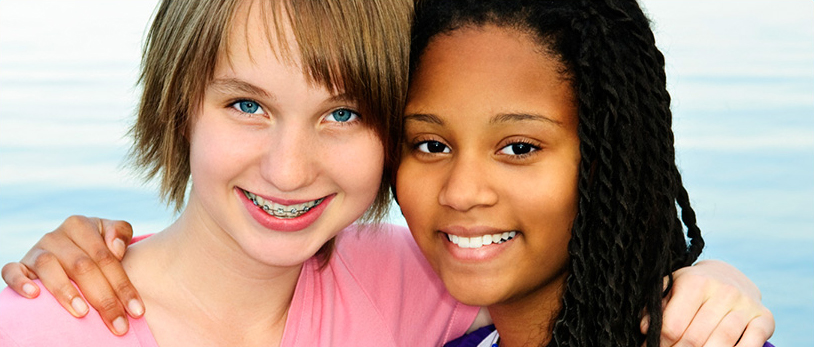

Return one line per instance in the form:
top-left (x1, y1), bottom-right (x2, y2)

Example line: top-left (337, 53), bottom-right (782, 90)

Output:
top-left (397, 25), bottom-right (580, 309)
top-left (184, 2), bottom-right (383, 268)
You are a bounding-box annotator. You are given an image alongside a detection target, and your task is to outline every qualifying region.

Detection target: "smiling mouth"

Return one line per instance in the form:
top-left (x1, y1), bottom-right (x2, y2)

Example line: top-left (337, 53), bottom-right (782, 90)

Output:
top-left (445, 231), bottom-right (517, 249)
top-left (242, 189), bottom-right (325, 219)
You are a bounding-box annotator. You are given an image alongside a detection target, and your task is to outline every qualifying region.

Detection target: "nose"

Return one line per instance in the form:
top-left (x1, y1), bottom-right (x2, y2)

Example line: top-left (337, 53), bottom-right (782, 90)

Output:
top-left (259, 123), bottom-right (319, 192)
top-left (437, 155), bottom-right (498, 212)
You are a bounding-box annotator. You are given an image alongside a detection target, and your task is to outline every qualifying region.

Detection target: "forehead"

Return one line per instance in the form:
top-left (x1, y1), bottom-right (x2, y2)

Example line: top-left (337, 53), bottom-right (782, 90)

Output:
top-left (406, 25), bottom-right (575, 126)
top-left (219, 1), bottom-right (302, 76)
top-left (216, 0), bottom-right (350, 94)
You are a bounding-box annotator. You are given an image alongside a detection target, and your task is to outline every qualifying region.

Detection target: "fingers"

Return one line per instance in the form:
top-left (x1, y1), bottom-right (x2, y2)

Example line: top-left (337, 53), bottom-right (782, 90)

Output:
top-left (64, 242), bottom-right (135, 336)
top-left (703, 309), bottom-right (750, 346)
top-left (18, 215), bottom-right (142, 335)
top-left (24, 248), bottom-right (90, 318)
top-left (734, 311), bottom-right (775, 347)
top-left (71, 218), bottom-right (144, 320)
top-left (660, 275), bottom-right (706, 346)
top-left (667, 296), bottom-right (773, 347)
top-left (61, 217), bottom-right (144, 332)
top-left (670, 284), bottom-right (741, 347)
top-left (100, 219), bottom-right (133, 260)
top-left (1, 262), bottom-right (41, 298)
top-left (659, 260), bottom-right (775, 347)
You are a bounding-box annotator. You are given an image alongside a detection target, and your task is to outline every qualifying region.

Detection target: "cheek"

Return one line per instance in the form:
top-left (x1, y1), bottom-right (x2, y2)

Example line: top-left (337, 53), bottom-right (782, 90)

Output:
top-left (529, 183), bottom-right (578, 274)
top-left (331, 131), bottom-right (385, 204)
top-left (188, 124), bottom-right (220, 187)
top-left (540, 170), bottom-right (578, 220)
top-left (395, 160), bottom-right (424, 223)
top-left (187, 117), bottom-right (254, 189)
top-left (512, 154), bottom-right (580, 233)
top-left (395, 159), bottom-right (439, 246)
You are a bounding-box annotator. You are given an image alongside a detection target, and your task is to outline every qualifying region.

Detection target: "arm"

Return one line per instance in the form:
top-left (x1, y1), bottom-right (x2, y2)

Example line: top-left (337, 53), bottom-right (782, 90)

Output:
top-left (1, 219), bottom-right (776, 343)
top-left (0, 216), bottom-right (143, 335)
top-left (646, 260), bottom-right (774, 347)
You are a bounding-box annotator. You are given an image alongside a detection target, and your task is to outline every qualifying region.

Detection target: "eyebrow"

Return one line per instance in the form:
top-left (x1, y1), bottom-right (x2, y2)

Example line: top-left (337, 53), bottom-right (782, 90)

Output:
top-left (326, 92), bottom-right (356, 104)
top-left (209, 78), bottom-right (356, 105)
top-left (403, 113), bottom-right (444, 125)
top-left (210, 78), bottom-right (274, 100)
top-left (490, 112), bottom-right (563, 126)
top-left (403, 112), bottom-right (562, 127)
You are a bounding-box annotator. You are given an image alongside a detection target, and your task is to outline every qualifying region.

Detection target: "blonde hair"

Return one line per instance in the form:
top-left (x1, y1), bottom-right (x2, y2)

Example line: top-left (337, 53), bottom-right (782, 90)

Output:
top-left (130, 0), bottom-right (412, 225)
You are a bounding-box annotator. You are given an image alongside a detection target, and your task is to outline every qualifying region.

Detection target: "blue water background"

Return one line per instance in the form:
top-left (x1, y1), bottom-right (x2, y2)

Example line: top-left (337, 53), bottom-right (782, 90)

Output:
top-left (1, 1), bottom-right (812, 345)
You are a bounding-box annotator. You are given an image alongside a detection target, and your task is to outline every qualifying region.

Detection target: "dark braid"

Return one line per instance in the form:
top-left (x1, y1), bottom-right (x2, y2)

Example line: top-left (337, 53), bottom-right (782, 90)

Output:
top-left (410, 0), bottom-right (704, 345)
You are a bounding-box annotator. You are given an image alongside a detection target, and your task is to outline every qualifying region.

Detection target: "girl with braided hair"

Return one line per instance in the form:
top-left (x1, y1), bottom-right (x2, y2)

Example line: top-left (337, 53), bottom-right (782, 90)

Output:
top-left (2, 0), bottom-right (772, 345)
top-left (397, 0), bottom-right (774, 346)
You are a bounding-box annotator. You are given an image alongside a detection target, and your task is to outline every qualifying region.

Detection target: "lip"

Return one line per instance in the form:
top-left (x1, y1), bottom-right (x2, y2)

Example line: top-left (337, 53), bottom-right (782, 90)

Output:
top-left (236, 187), bottom-right (334, 232)
top-left (438, 225), bottom-right (519, 262)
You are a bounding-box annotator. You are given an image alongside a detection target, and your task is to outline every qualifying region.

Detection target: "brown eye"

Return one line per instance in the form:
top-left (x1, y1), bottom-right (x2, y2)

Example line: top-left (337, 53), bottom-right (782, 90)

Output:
top-left (499, 142), bottom-right (538, 156)
top-left (416, 140), bottom-right (450, 154)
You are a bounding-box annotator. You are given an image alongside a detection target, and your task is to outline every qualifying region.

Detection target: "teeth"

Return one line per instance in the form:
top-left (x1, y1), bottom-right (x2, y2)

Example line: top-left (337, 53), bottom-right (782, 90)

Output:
top-left (242, 190), bottom-right (324, 219)
top-left (446, 231), bottom-right (517, 249)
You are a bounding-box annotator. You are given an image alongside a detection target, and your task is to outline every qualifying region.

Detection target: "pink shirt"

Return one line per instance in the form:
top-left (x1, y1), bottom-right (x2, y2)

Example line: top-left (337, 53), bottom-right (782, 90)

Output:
top-left (0, 224), bottom-right (478, 346)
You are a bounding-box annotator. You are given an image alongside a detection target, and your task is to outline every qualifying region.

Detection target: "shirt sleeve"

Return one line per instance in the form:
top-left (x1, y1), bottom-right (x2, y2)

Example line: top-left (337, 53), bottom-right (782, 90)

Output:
top-left (334, 224), bottom-right (480, 345)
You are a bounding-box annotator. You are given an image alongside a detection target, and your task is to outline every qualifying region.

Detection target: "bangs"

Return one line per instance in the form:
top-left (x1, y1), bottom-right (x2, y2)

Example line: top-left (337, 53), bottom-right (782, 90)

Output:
top-left (225, 0), bottom-right (411, 129)
top-left (218, 0), bottom-right (411, 224)
top-left (133, 0), bottom-right (410, 221)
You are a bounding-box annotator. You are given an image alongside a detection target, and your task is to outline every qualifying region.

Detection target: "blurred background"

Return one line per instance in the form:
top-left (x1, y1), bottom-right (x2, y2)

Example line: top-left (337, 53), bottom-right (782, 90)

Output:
top-left (1, 1), bottom-right (811, 345)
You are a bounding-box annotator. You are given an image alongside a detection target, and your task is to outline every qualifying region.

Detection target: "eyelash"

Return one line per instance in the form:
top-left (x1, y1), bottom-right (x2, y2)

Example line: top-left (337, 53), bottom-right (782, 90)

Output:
top-left (409, 134), bottom-right (448, 155)
top-left (414, 139), bottom-right (451, 154)
top-left (226, 99), bottom-right (364, 127)
top-left (323, 108), bottom-right (362, 126)
top-left (229, 99), bottom-right (266, 116)
top-left (497, 140), bottom-right (540, 159)
top-left (410, 137), bottom-right (541, 161)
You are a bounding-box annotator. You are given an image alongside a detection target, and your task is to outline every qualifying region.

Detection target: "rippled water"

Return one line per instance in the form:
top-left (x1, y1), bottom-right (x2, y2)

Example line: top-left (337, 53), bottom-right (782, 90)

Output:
top-left (1, 1), bottom-right (812, 345)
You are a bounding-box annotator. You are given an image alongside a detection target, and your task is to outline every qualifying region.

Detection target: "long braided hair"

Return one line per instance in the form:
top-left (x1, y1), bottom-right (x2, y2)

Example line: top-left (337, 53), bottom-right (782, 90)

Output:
top-left (410, 0), bottom-right (704, 345)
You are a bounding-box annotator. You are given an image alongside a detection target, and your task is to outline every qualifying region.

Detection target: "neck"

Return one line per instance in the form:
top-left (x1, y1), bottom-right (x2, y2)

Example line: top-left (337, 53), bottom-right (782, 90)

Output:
top-left (488, 270), bottom-right (568, 347)
top-left (122, 201), bottom-right (306, 346)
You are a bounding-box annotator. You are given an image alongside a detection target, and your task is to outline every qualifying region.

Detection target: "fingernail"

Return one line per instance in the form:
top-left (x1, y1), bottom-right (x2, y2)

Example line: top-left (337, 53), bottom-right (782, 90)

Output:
top-left (22, 283), bottom-right (37, 296)
top-left (71, 297), bottom-right (89, 316)
top-left (113, 316), bottom-right (128, 335)
top-left (128, 299), bottom-right (144, 316)
top-left (113, 238), bottom-right (127, 259)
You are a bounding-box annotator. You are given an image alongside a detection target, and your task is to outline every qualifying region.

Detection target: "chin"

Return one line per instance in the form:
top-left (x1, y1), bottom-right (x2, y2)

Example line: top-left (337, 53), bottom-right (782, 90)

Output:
top-left (441, 274), bottom-right (507, 307)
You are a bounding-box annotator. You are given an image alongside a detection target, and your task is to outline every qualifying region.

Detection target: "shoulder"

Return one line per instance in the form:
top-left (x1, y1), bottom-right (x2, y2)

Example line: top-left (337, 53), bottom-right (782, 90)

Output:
top-left (0, 282), bottom-right (81, 346)
top-left (334, 223), bottom-right (424, 265)
top-left (322, 224), bottom-right (479, 344)
top-left (0, 281), bottom-right (148, 347)
top-left (333, 223), bottom-right (436, 285)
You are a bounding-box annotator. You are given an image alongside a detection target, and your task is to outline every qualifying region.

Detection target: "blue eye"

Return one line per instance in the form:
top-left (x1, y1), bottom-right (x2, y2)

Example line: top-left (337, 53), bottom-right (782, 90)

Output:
top-left (499, 142), bottom-right (538, 156)
top-left (231, 100), bottom-right (265, 115)
top-left (326, 108), bottom-right (359, 123)
top-left (416, 141), bottom-right (450, 154)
